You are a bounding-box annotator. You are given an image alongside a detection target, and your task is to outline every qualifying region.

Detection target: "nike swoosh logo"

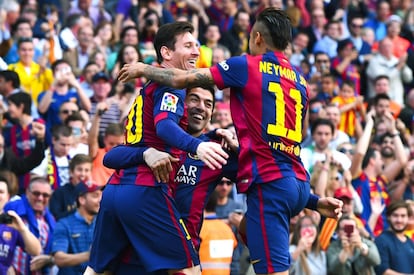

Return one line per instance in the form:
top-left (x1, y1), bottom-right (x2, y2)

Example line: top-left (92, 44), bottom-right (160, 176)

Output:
top-left (250, 259), bottom-right (261, 265)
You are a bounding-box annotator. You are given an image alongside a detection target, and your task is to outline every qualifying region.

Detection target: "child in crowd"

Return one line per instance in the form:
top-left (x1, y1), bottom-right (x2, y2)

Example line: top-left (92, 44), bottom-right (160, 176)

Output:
top-left (331, 80), bottom-right (365, 139)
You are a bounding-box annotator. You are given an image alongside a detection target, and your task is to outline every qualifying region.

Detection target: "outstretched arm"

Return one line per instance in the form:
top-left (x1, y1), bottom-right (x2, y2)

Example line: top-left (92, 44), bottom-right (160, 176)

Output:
top-left (118, 62), bottom-right (215, 90)
top-left (104, 145), bottom-right (179, 183)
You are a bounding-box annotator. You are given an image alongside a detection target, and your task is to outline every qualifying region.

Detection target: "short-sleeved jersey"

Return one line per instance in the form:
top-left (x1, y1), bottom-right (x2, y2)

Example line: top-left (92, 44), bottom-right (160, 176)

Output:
top-left (352, 172), bottom-right (390, 236)
top-left (173, 134), bottom-right (237, 249)
top-left (0, 225), bottom-right (24, 274)
top-left (37, 88), bottom-right (80, 129)
top-left (109, 82), bottom-right (187, 187)
top-left (103, 133), bottom-right (238, 250)
top-left (210, 52), bottom-right (309, 193)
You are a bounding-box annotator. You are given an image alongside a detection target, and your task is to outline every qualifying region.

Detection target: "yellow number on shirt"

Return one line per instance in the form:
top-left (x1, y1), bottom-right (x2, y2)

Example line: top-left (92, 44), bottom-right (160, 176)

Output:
top-left (267, 82), bottom-right (303, 143)
top-left (125, 95), bottom-right (143, 144)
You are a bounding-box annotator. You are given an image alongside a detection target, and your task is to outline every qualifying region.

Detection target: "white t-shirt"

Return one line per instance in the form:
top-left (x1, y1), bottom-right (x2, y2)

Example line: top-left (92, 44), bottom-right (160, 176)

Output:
top-left (31, 149), bottom-right (71, 186)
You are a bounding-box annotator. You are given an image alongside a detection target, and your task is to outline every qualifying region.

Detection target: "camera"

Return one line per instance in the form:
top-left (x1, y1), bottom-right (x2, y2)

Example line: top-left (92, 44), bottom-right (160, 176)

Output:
top-left (0, 213), bottom-right (13, 224)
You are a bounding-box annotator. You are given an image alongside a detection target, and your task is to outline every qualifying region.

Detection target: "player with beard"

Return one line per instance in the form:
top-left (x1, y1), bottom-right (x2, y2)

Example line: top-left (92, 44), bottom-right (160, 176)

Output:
top-left (375, 200), bottom-right (414, 274)
top-left (104, 86), bottom-right (239, 252)
top-left (379, 132), bottom-right (399, 166)
top-left (101, 86), bottom-right (238, 274)
top-left (86, 22), bottom-right (228, 275)
top-left (118, 8), bottom-right (344, 275)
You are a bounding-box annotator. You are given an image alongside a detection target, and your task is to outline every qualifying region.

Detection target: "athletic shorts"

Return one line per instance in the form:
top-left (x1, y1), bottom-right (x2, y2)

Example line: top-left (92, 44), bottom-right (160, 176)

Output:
top-left (245, 177), bottom-right (310, 274)
top-left (89, 184), bottom-right (199, 273)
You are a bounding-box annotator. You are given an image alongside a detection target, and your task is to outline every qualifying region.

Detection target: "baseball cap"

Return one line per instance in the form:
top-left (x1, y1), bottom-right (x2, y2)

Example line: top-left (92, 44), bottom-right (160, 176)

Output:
top-left (387, 14), bottom-right (402, 25)
top-left (76, 181), bottom-right (102, 196)
top-left (334, 187), bottom-right (353, 200)
top-left (337, 39), bottom-right (355, 52)
top-left (92, 72), bottom-right (110, 82)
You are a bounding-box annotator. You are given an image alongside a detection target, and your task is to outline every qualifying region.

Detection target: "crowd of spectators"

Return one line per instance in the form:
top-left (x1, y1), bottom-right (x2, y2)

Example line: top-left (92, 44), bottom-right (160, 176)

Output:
top-left (0, 0), bottom-right (413, 274)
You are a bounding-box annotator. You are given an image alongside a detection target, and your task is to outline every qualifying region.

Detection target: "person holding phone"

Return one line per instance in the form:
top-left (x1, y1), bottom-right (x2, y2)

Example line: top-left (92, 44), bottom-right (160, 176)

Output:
top-left (289, 215), bottom-right (326, 275)
top-left (327, 215), bottom-right (380, 275)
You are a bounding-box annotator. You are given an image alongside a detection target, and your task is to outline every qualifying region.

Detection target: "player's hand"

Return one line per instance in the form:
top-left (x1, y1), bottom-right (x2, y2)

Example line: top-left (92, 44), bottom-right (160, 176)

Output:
top-left (143, 148), bottom-right (179, 183)
top-left (196, 142), bottom-right (228, 170)
top-left (118, 63), bottom-right (146, 83)
top-left (317, 197), bottom-right (343, 219)
top-left (216, 128), bottom-right (239, 152)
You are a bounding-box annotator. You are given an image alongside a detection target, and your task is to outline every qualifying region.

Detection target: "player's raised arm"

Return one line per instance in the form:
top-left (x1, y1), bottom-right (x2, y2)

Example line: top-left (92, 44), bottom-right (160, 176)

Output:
top-left (118, 63), bottom-right (214, 90)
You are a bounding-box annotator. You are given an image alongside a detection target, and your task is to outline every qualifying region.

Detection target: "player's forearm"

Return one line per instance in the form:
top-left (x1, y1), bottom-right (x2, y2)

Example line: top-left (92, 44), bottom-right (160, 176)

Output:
top-left (103, 145), bottom-right (147, 169)
top-left (156, 119), bottom-right (202, 154)
top-left (305, 193), bottom-right (319, 210)
top-left (142, 65), bottom-right (214, 89)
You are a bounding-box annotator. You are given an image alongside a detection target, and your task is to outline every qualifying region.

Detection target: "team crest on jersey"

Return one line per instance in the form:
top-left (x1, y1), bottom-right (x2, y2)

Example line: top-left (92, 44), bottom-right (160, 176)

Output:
top-left (160, 92), bottom-right (179, 112)
top-left (187, 153), bottom-right (200, 160)
top-left (2, 231), bottom-right (11, 241)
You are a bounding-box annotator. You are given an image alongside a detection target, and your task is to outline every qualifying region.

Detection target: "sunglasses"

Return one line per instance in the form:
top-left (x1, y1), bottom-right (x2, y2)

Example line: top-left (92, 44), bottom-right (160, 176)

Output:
top-left (60, 109), bottom-right (77, 115)
top-left (219, 180), bottom-right (232, 186)
top-left (30, 190), bottom-right (51, 199)
top-left (351, 23), bottom-right (363, 28)
top-left (338, 148), bottom-right (354, 154)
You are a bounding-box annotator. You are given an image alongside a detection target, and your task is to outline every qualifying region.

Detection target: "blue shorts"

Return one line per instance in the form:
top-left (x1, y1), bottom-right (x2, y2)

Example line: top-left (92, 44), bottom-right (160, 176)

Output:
top-left (245, 177), bottom-right (310, 273)
top-left (89, 184), bottom-right (199, 273)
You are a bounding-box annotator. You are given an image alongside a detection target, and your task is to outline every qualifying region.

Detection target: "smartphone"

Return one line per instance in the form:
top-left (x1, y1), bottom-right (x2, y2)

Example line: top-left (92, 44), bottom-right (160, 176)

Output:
top-left (300, 227), bottom-right (313, 238)
top-left (0, 213), bottom-right (13, 224)
top-left (344, 224), bottom-right (354, 238)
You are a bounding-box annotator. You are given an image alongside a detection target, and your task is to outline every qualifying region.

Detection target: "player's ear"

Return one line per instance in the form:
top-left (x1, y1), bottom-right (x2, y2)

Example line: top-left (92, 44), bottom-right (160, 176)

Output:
top-left (254, 31), bottom-right (263, 46)
top-left (160, 45), bottom-right (172, 61)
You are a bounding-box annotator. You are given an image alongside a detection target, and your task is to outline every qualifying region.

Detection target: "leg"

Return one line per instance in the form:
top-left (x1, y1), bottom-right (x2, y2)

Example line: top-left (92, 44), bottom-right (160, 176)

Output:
top-left (116, 185), bottom-right (200, 272)
top-left (245, 178), bottom-right (310, 275)
top-left (89, 184), bottom-right (129, 272)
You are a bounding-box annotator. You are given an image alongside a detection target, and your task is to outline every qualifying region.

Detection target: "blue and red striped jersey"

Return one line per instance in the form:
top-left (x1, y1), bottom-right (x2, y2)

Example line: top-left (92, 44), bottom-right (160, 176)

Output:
top-left (210, 52), bottom-right (309, 193)
top-left (173, 134), bottom-right (237, 249)
top-left (110, 82), bottom-right (200, 187)
top-left (103, 134), bottom-right (238, 249)
top-left (352, 172), bottom-right (389, 237)
top-left (4, 118), bottom-right (45, 191)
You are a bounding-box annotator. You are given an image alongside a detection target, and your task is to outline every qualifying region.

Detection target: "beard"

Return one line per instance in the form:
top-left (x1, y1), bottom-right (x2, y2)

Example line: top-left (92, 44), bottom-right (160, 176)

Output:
top-left (390, 222), bottom-right (407, 233)
top-left (381, 147), bottom-right (394, 158)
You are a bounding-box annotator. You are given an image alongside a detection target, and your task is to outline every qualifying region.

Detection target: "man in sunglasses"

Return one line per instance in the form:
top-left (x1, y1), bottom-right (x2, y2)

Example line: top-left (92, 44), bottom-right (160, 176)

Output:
top-left (4, 177), bottom-right (55, 275)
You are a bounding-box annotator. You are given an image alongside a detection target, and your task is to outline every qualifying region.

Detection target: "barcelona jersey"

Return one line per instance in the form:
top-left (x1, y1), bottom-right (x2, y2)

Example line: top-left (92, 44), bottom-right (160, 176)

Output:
top-left (210, 52), bottom-right (309, 193)
top-left (109, 81), bottom-right (188, 187)
top-left (173, 134), bottom-right (237, 249)
top-left (352, 172), bottom-right (389, 236)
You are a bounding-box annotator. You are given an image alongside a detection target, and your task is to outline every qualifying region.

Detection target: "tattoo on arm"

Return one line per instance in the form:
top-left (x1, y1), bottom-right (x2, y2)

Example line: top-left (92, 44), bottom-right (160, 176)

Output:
top-left (143, 67), bottom-right (215, 89)
top-left (143, 66), bottom-right (175, 86)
